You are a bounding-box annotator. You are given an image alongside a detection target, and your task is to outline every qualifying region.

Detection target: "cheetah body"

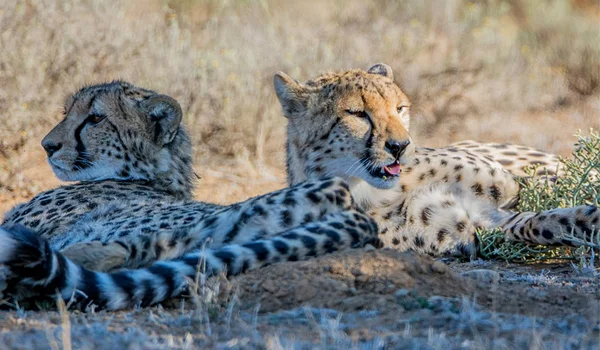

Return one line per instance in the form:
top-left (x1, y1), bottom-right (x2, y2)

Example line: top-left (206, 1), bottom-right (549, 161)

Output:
top-left (275, 64), bottom-right (598, 255)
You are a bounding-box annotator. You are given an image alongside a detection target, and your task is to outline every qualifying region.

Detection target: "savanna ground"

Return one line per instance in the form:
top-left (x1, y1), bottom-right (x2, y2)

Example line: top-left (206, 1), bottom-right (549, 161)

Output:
top-left (0, 0), bottom-right (599, 348)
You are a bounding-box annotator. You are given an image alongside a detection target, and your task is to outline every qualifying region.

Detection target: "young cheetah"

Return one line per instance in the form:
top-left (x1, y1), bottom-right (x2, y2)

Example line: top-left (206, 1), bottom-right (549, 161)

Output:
top-left (0, 84), bottom-right (380, 309)
top-left (275, 63), bottom-right (598, 255)
top-left (2, 81), bottom-right (198, 238)
top-left (0, 65), bottom-right (597, 311)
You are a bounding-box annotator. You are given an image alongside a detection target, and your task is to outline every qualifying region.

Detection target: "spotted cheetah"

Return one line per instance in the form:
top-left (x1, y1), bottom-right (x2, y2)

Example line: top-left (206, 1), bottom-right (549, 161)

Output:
top-left (0, 83), bottom-right (379, 309)
top-left (2, 81), bottom-right (197, 238)
top-left (276, 63), bottom-right (598, 255)
top-left (0, 65), bottom-right (597, 311)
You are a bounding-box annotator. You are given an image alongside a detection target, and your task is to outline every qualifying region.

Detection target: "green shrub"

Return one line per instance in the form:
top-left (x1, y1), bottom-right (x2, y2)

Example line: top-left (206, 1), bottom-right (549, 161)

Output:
top-left (477, 130), bottom-right (599, 263)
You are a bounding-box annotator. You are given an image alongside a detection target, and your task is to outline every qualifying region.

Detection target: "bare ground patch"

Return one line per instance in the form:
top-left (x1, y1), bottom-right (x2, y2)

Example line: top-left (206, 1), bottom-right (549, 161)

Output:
top-left (1, 249), bottom-right (598, 349)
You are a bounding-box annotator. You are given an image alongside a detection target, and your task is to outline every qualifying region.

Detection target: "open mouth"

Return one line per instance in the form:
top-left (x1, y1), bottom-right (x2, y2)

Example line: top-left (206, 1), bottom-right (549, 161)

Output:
top-left (368, 160), bottom-right (402, 180)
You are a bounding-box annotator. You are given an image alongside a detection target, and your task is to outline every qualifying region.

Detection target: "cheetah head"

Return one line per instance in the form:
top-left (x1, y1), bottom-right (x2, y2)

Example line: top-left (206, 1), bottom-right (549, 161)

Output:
top-left (275, 64), bottom-right (414, 190)
top-left (41, 81), bottom-right (193, 194)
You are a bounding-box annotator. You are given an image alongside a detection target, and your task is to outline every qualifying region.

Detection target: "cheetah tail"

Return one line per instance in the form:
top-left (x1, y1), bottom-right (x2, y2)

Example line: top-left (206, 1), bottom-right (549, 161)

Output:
top-left (0, 212), bottom-right (379, 311)
top-left (498, 205), bottom-right (599, 248)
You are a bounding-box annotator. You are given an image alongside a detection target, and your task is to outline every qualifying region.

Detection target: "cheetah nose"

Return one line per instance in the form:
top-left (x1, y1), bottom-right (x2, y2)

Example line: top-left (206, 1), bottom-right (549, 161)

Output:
top-left (42, 140), bottom-right (63, 157)
top-left (385, 139), bottom-right (410, 159)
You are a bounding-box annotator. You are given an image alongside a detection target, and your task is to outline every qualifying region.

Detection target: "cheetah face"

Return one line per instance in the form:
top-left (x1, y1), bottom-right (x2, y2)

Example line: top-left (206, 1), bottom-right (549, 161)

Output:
top-left (276, 64), bottom-right (415, 189)
top-left (42, 81), bottom-right (183, 182)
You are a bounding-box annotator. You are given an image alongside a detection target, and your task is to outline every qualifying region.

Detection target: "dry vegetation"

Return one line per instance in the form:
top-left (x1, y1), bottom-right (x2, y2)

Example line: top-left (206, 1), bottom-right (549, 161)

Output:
top-left (1, 0), bottom-right (599, 211)
top-left (0, 0), bottom-right (599, 348)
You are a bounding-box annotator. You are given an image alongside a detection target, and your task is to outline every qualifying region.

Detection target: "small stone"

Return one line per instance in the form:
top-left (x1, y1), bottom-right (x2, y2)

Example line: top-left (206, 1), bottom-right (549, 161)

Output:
top-left (350, 268), bottom-right (362, 277)
top-left (394, 288), bottom-right (410, 298)
top-left (430, 261), bottom-right (447, 274)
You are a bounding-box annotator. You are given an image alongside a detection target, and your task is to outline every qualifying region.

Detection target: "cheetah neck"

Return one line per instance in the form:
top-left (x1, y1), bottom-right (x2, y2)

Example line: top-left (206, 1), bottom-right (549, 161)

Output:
top-left (131, 127), bottom-right (195, 199)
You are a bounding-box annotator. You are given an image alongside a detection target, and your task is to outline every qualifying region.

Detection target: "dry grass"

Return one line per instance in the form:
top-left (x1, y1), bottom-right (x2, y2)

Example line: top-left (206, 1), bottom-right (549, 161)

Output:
top-left (0, 0), bottom-right (599, 211)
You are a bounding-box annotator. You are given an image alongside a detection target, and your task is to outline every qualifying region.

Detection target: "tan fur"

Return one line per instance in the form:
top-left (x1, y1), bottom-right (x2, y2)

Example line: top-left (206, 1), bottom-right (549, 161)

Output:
top-left (451, 140), bottom-right (562, 177)
top-left (277, 64), bottom-right (599, 255)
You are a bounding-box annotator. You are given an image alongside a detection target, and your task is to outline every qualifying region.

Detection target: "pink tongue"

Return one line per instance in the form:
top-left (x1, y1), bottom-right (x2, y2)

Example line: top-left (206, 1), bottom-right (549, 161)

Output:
top-left (384, 163), bottom-right (401, 176)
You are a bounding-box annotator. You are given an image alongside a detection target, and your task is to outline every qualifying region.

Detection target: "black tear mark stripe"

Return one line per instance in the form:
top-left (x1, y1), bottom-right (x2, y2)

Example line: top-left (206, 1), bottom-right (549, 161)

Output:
top-left (73, 96), bottom-right (98, 170)
top-left (73, 118), bottom-right (92, 170)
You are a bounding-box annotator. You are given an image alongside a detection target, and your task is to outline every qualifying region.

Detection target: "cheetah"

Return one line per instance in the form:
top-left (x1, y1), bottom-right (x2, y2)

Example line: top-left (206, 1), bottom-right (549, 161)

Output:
top-left (0, 83), bottom-right (380, 309)
top-left (2, 81), bottom-right (198, 238)
top-left (0, 65), bottom-right (597, 311)
top-left (275, 63), bottom-right (598, 255)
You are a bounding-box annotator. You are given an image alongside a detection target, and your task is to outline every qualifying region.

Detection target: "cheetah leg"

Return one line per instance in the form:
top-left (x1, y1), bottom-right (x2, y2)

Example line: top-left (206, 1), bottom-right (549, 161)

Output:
top-left (64, 178), bottom-right (357, 270)
top-left (387, 185), bottom-right (497, 258)
top-left (0, 210), bottom-right (380, 310)
top-left (500, 205), bottom-right (599, 247)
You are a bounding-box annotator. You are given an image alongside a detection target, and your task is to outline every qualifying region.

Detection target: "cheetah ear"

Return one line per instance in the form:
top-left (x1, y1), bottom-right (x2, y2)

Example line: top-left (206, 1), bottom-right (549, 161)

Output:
top-left (367, 63), bottom-right (393, 80)
top-left (144, 94), bottom-right (183, 146)
top-left (274, 72), bottom-right (308, 118)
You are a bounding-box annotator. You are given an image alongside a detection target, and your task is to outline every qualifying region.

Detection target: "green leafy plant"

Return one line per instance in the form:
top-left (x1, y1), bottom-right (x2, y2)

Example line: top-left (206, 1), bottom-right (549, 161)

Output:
top-left (477, 130), bottom-right (599, 263)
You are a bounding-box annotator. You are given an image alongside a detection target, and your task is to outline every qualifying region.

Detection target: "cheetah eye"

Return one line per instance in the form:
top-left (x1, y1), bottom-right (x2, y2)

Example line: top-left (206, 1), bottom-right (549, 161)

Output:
top-left (87, 113), bottom-right (106, 124)
top-left (345, 109), bottom-right (368, 119)
top-left (397, 106), bottom-right (408, 114)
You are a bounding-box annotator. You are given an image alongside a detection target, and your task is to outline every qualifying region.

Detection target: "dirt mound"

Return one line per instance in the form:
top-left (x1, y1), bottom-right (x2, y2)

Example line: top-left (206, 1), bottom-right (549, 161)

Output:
top-left (216, 248), bottom-right (599, 323)
top-left (223, 248), bottom-right (474, 313)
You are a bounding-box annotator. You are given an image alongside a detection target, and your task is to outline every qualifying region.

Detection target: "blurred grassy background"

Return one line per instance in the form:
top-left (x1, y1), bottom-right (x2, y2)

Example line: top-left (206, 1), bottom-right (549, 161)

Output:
top-left (0, 0), bottom-right (599, 213)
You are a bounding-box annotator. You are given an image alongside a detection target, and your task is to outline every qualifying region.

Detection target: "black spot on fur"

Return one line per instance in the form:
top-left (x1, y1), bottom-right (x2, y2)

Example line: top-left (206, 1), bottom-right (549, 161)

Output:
top-left (147, 264), bottom-right (177, 300)
top-left (214, 250), bottom-right (236, 269)
top-left (244, 242), bottom-right (269, 261)
top-left (306, 192), bottom-right (321, 204)
top-left (273, 240), bottom-right (289, 255)
top-left (421, 207), bottom-right (432, 226)
top-left (282, 196), bottom-right (297, 206)
top-left (471, 183), bottom-right (484, 196)
top-left (302, 213), bottom-right (314, 224)
top-left (541, 230), bottom-right (554, 240)
top-left (437, 229), bottom-right (449, 242)
top-left (489, 185), bottom-right (501, 202)
top-left (281, 210), bottom-right (294, 227)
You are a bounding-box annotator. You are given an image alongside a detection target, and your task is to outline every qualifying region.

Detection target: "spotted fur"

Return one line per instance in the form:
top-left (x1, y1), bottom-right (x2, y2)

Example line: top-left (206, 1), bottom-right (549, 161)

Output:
top-left (450, 140), bottom-right (562, 177)
top-left (2, 81), bottom-right (196, 238)
top-left (276, 63), bottom-right (598, 256)
top-left (0, 207), bottom-right (378, 310)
